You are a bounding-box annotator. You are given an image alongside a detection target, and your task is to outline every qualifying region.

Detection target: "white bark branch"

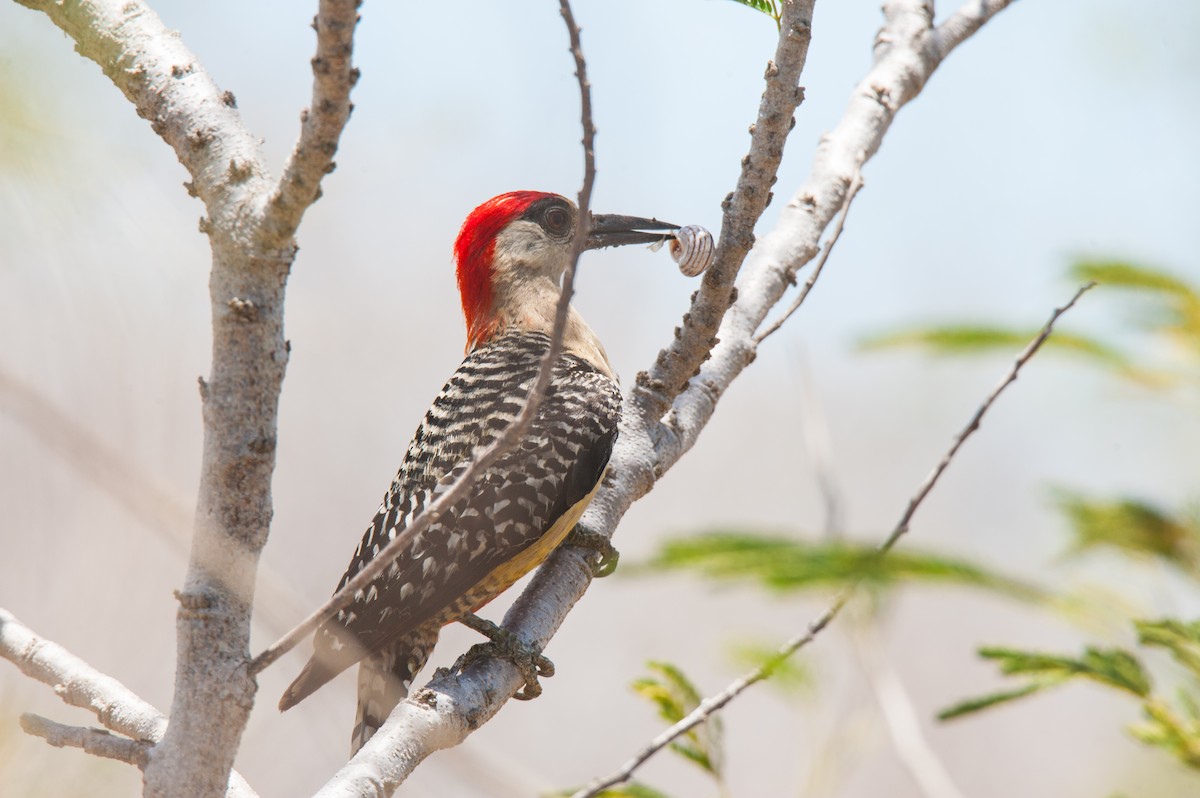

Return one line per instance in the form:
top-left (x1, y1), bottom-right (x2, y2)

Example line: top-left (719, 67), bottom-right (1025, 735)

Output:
top-left (11, 1), bottom-right (359, 795)
top-left (0, 609), bottom-right (258, 798)
top-left (21, 713), bottom-right (152, 768)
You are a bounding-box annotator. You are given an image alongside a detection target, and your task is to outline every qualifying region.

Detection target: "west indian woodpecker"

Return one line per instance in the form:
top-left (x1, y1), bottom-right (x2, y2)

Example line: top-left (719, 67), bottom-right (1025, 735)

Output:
top-left (279, 190), bottom-right (681, 753)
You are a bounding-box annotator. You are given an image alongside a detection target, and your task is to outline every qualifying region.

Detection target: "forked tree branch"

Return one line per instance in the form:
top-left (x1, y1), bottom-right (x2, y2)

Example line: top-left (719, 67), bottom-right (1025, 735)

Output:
top-left (319, 0), bottom-right (1020, 792)
top-left (0, 609), bottom-right (258, 798)
top-left (21, 714), bottom-right (152, 769)
top-left (10, 1), bottom-right (359, 795)
top-left (573, 282), bottom-right (1094, 797)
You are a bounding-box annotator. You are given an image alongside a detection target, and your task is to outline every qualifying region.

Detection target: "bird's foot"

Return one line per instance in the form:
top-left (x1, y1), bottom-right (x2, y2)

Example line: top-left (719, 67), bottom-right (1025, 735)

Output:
top-left (455, 614), bottom-right (554, 700)
top-left (564, 526), bottom-right (620, 578)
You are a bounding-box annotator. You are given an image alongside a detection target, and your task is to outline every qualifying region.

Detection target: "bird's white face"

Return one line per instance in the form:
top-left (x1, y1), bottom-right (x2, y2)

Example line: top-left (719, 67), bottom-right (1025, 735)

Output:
top-left (489, 200), bottom-right (578, 292)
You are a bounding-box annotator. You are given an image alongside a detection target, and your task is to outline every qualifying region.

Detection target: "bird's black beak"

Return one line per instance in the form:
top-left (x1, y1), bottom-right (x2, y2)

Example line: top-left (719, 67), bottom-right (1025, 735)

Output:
top-left (584, 213), bottom-right (680, 251)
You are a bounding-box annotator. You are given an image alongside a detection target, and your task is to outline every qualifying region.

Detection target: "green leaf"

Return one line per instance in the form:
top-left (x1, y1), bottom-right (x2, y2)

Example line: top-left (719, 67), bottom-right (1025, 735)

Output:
top-left (981, 646), bottom-right (1152, 697)
top-left (938, 682), bottom-right (1051, 720)
top-left (857, 323), bottom-right (1166, 384)
top-left (646, 533), bottom-right (1046, 603)
top-left (1131, 697), bottom-right (1200, 770)
top-left (941, 645), bottom-right (1152, 722)
top-left (1070, 259), bottom-right (1200, 354)
top-left (1070, 259), bottom-right (1199, 301)
top-left (1054, 491), bottom-right (1200, 576)
top-left (1136, 619), bottom-right (1200, 679)
top-left (631, 662), bottom-right (724, 779)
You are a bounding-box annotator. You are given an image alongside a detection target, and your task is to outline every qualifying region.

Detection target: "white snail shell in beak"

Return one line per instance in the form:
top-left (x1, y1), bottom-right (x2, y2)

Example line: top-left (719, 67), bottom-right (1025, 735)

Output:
top-left (669, 225), bottom-right (714, 277)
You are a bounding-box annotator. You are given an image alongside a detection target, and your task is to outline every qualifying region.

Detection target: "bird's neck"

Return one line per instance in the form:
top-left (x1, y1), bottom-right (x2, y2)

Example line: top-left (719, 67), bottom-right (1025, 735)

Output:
top-left (471, 278), bottom-right (615, 382)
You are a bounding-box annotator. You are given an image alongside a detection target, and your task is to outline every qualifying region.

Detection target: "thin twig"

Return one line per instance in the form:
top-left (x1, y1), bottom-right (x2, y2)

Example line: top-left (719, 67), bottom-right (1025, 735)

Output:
top-left (20, 714), bottom-right (151, 768)
top-left (249, 0), bottom-right (598, 679)
top-left (755, 170), bottom-right (864, 343)
top-left (571, 282), bottom-right (1096, 798)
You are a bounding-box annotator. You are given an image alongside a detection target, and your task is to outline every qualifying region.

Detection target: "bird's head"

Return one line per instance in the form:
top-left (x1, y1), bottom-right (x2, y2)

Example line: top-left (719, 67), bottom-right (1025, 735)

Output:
top-left (453, 190), bottom-right (678, 350)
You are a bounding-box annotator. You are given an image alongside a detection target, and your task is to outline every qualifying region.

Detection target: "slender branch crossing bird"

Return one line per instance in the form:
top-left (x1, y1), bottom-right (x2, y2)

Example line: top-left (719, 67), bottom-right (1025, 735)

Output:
top-left (278, 191), bottom-right (680, 753)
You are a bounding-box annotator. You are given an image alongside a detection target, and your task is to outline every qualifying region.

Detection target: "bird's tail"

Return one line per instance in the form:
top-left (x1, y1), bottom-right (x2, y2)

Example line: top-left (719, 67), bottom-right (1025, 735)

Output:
top-left (350, 625), bottom-right (441, 755)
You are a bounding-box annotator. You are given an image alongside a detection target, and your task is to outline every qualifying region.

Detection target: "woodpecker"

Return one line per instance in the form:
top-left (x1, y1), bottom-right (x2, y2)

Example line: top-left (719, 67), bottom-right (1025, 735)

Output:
top-left (278, 190), bottom-right (680, 753)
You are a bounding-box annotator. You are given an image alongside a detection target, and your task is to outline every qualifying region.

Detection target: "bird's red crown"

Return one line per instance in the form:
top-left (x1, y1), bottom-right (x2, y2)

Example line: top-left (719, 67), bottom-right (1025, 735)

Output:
top-left (453, 190), bottom-right (564, 350)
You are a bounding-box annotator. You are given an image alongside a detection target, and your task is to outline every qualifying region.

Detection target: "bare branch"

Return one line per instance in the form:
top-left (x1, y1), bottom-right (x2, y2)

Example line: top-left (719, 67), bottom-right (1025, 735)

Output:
top-left (755, 169), bottom-right (864, 343)
top-left (20, 714), bottom-right (151, 769)
top-left (263, 0), bottom-right (361, 247)
top-left (0, 608), bottom-right (166, 743)
top-left (633, 0), bottom-right (815, 418)
top-left (571, 282), bottom-right (1094, 797)
top-left (0, 609), bottom-right (258, 797)
top-left (12, 1), bottom-right (359, 794)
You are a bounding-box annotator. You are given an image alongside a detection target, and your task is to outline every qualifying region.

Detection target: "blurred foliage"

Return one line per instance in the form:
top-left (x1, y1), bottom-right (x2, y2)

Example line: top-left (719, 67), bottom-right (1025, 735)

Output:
top-left (632, 661), bottom-right (725, 783)
top-left (1054, 491), bottom-right (1200, 577)
top-left (871, 257), bottom-right (1200, 781)
top-left (1070, 260), bottom-right (1200, 355)
top-left (620, 257), bottom-right (1200, 792)
top-left (726, 0), bottom-right (782, 29)
top-left (861, 259), bottom-right (1200, 386)
top-left (859, 324), bottom-right (1152, 379)
top-left (648, 533), bottom-right (1046, 603)
top-left (728, 640), bottom-right (811, 695)
top-left (554, 662), bottom-right (726, 798)
top-left (940, 622), bottom-right (1200, 772)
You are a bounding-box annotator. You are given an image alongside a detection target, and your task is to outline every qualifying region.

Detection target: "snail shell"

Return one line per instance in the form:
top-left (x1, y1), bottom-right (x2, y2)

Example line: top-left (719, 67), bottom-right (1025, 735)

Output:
top-left (669, 225), bottom-right (714, 277)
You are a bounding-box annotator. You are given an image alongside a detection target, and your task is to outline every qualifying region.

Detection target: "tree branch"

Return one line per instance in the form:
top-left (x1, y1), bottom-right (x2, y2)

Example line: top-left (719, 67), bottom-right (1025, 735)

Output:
top-left (754, 169), bottom-right (864, 343)
top-left (633, 0), bottom-right (816, 417)
top-left (0, 609), bottom-right (258, 797)
top-left (12, 1), bottom-right (360, 794)
top-left (20, 713), bottom-right (152, 769)
top-left (263, 0), bottom-right (361, 247)
top-left (572, 281), bottom-right (1095, 796)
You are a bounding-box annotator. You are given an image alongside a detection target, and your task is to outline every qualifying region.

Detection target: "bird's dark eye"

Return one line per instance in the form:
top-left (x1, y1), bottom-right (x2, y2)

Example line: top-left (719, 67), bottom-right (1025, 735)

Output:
top-left (544, 206), bottom-right (571, 236)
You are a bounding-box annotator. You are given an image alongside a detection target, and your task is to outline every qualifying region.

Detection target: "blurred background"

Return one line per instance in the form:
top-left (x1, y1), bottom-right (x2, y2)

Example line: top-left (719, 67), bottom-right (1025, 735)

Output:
top-left (2, 1), bottom-right (1198, 796)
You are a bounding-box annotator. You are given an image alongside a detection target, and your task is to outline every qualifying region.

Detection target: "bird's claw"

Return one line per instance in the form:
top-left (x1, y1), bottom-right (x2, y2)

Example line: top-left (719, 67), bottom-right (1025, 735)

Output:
top-left (564, 526), bottom-right (620, 578)
top-left (455, 614), bottom-right (554, 700)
